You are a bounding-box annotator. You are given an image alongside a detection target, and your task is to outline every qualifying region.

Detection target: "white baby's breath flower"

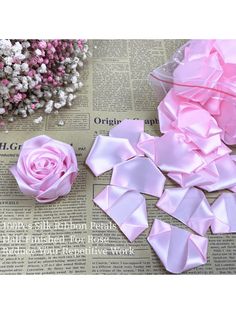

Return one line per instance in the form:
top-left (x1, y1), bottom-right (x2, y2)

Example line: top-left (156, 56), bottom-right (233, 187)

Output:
top-left (4, 57), bottom-right (13, 65)
top-left (15, 53), bottom-right (25, 61)
top-left (54, 102), bottom-right (62, 109)
top-left (22, 41), bottom-right (30, 49)
top-left (4, 66), bottom-right (13, 75)
top-left (16, 83), bottom-right (23, 90)
top-left (35, 49), bottom-right (42, 56)
top-left (21, 63), bottom-right (29, 72)
top-left (12, 42), bottom-right (22, 53)
top-left (33, 116), bottom-right (43, 124)
top-left (13, 64), bottom-right (21, 71)
top-left (12, 70), bottom-right (20, 77)
top-left (12, 77), bottom-right (19, 85)
top-left (38, 63), bottom-right (47, 73)
top-left (71, 75), bottom-right (77, 84)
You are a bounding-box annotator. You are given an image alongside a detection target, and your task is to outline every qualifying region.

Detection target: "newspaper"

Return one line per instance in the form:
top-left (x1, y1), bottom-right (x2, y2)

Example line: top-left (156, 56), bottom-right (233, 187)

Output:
top-left (0, 39), bottom-right (234, 275)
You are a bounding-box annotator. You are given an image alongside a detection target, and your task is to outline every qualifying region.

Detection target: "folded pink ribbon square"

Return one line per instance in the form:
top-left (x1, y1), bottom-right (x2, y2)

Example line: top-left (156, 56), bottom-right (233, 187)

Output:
top-left (147, 219), bottom-right (208, 274)
top-left (211, 192), bottom-right (236, 234)
top-left (85, 135), bottom-right (136, 176)
top-left (138, 130), bottom-right (205, 174)
top-left (109, 119), bottom-right (145, 155)
top-left (94, 185), bottom-right (148, 242)
top-left (110, 156), bottom-right (166, 197)
top-left (157, 187), bottom-right (213, 236)
top-left (199, 154), bottom-right (236, 192)
top-left (158, 89), bottom-right (222, 155)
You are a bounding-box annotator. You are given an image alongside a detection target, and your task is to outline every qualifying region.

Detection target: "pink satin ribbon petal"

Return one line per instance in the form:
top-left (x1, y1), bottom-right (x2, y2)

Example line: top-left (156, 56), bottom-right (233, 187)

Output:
top-left (85, 135), bottom-right (136, 176)
top-left (94, 185), bottom-right (148, 242)
top-left (147, 219), bottom-right (208, 274)
top-left (137, 132), bottom-right (156, 160)
top-left (109, 119), bottom-right (145, 155)
top-left (173, 51), bottom-right (223, 104)
top-left (211, 192), bottom-right (236, 233)
top-left (214, 40), bottom-right (236, 64)
top-left (214, 100), bottom-right (236, 145)
top-left (157, 187), bottom-right (213, 236)
top-left (110, 156), bottom-right (166, 197)
top-left (158, 89), bottom-right (223, 155)
top-left (155, 131), bottom-right (204, 174)
top-left (199, 154), bottom-right (236, 192)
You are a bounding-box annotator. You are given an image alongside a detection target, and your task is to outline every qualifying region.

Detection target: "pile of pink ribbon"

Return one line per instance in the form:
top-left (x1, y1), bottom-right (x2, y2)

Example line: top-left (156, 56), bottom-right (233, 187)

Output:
top-left (86, 40), bottom-right (236, 274)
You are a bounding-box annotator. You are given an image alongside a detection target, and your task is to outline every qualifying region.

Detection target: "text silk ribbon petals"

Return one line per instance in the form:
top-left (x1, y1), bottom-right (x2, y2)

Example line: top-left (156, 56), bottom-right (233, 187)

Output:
top-left (157, 187), bottom-right (213, 236)
top-left (94, 185), bottom-right (148, 242)
top-left (147, 219), bottom-right (208, 274)
top-left (211, 192), bottom-right (236, 234)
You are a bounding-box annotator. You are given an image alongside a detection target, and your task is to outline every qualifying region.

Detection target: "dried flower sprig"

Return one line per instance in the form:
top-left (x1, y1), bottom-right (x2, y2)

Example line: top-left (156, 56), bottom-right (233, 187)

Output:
top-left (0, 40), bottom-right (90, 122)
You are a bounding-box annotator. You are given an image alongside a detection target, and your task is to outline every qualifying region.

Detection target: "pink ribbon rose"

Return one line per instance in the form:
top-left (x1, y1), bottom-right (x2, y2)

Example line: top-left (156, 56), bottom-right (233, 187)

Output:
top-left (10, 135), bottom-right (78, 203)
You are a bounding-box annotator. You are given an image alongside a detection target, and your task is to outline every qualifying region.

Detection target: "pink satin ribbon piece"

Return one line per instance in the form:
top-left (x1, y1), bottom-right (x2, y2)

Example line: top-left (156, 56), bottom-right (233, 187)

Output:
top-left (157, 187), bottom-right (213, 236)
top-left (85, 135), bottom-right (136, 176)
top-left (211, 192), bottom-right (236, 234)
top-left (109, 119), bottom-right (145, 155)
top-left (94, 185), bottom-right (148, 242)
top-left (147, 219), bottom-right (208, 274)
top-left (111, 156), bottom-right (166, 197)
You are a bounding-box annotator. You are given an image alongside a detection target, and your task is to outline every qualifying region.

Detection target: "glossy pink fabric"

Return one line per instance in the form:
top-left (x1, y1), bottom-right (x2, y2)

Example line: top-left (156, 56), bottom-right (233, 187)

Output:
top-left (85, 135), bottom-right (136, 176)
top-left (214, 100), bottom-right (236, 145)
top-left (10, 135), bottom-right (78, 203)
top-left (109, 119), bottom-right (144, 155)
top-left (173, 40), bottom-right (236, 102)
top-left (151, 40), bottom-right (236, 145)
top-left (199, 154), bottom-right (236, 191)
top-left (159, 89), bottom-right (222, 154)
top-left (147, 219), bottom-right (208, 274)
top-left (173, 48), bottom-right (223, 104)
top-left (138, 131), bottom-right (204, 174)
top-left (173, 40), bottom-right (236, 145)
top-left (168, 152), bottom-right (236, 191)
top-left (155, 131), bottom-right (204, 173)
top-left (94, 185), bottom-right (148, 242)
top-left (157, 187), bottom-right (213, 236)
top-left (211, 192), bottom-right (236, 234)
top-left (111, 156), bottom-right (166, 197)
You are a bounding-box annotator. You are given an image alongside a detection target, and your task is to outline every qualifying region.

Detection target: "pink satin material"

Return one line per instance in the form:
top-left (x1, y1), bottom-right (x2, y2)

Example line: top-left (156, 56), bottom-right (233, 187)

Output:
top-left (85, 135), bottom-right (136, 176)
top-left (173, 40), bottom-right (236, 102)
top-left (158, 89), bottom-right (222, 154)
top-left (150, 69), bottom-right (236, 191)
top-left (94, 185), bottom-right (148, 242)
top-left (147, 219), bottom-right (208, 274)
top-left (157, 187), bottom-right (213, 236)
top-left (173, 40), bottom-right (236, 145)
top-left (109, 119), bottom-right (145, 155)
top-left (10, 135), bottom-right (78, 203)
top-left (111, 156), bottom-right (166, 197)
top-left (167, 154), bottom-right (236, 191)
top-left (173, 42), bottom-right (223, 104)
top-left (214, 100), bottom-right (236, 145)
top-left (211, 192), bottom-right (236, 234)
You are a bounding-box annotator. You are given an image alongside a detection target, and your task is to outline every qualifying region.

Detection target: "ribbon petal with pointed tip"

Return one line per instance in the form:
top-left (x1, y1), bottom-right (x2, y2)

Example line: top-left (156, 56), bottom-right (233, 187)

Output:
top-left (94, 185), bottom-right (148, 242)
top-left (147, 219), bottom-right (208, 274)
top-left (85, 135), bottom-right (136, 176)
top-left (111, 156), bottom-right (166, 197)
top-left (211, 192), bottom-right (236, 234)
top-left (157, 187), bottom-right (213, 236)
